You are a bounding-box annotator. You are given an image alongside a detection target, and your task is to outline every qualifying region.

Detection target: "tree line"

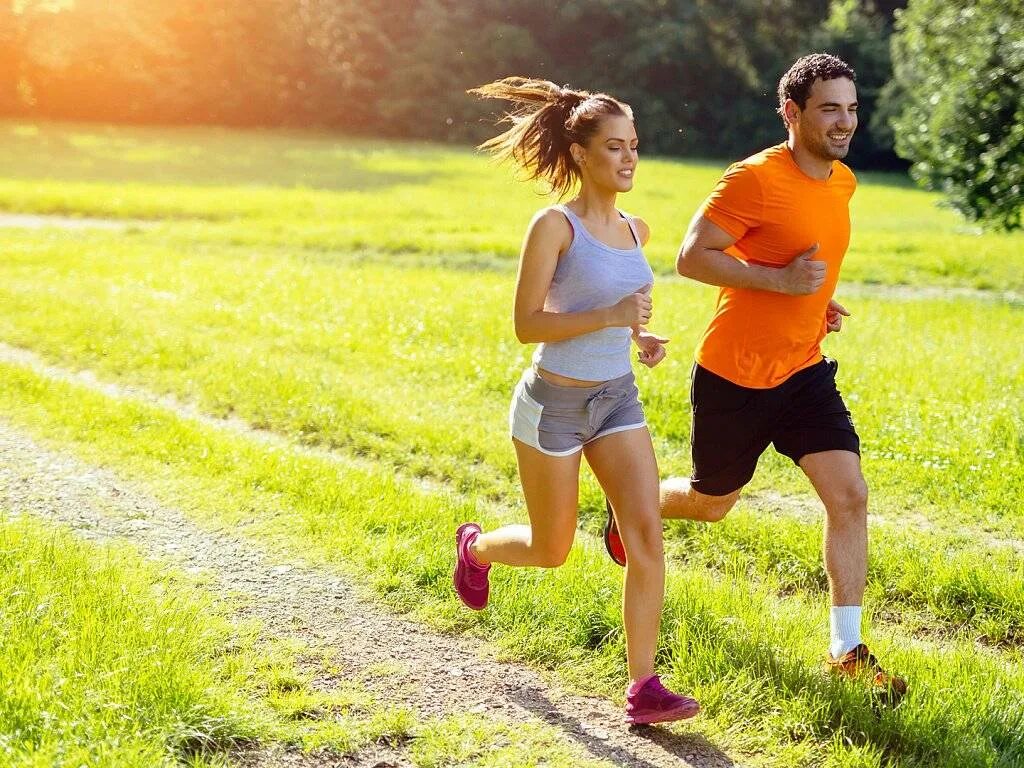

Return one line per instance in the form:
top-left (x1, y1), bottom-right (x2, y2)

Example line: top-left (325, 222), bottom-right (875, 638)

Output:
top-left (2, 0), bottom-right (1021, 228)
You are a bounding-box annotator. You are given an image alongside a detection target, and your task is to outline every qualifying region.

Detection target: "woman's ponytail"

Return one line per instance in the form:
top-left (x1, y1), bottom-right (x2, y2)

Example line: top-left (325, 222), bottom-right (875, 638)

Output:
top-left (469, 77), bottom-right (631, 198)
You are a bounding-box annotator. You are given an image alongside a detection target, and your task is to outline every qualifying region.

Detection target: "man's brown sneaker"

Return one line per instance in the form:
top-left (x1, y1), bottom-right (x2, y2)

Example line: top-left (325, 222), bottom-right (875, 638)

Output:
top-left (827, 643), bottom-right (907, 704)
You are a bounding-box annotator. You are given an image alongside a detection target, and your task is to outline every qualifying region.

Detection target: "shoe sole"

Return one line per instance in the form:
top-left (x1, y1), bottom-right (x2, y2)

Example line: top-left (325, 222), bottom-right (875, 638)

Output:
top-left (603, 499), bottom-right (627, 567)
top-left (625, 701), bottom-right (701, 725)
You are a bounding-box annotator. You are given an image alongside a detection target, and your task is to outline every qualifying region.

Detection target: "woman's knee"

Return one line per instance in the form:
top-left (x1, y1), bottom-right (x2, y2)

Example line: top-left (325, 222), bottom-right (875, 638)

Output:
top-left (531, 539), bottom-right (573, 568)
top-left (622, 517), bottom-right (665, 563)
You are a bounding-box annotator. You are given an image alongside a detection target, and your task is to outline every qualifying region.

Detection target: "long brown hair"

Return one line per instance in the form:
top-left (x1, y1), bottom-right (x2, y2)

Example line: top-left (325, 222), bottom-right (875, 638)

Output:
top-left (469, 77), bottom-right (633, 198)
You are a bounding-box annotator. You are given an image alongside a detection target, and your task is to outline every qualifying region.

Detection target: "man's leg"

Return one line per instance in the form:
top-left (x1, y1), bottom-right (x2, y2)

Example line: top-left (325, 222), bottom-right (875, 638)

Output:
top-left (799, 449), bottom-right (867, 605)
top-left (659, 363), bottom-right (765, 523)
top-left (659, 478), bottom-right (741, 522)
top-left (799, 449), bottom-right (867, 658)
top-left (800, 448), bottom-right (906, 697)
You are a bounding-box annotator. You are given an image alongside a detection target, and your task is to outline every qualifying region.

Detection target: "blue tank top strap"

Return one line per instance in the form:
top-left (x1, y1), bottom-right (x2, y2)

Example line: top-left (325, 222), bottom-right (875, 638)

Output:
top-left (552, 203), bottom-right (577, 227)
top-left (549, 204), bottom-right (578, 246)
top-left (620, 211), bottom-right (641, 248)
top-left (552, 204), bottom-right (640, 249)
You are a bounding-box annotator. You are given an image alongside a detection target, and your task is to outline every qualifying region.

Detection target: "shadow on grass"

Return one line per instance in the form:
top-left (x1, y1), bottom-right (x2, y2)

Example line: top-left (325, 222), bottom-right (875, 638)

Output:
top-left (0, 121), bottom-right (458, 192)
top-left (504, 683), bottom-right (738, 768)
top-left (696, 629), bottom-right (1024, 768)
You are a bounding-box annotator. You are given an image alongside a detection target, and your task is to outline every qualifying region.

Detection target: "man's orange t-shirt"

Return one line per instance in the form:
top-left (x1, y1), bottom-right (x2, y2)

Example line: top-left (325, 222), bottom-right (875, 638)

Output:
top-left (695, 143), bottom-right (856, 389)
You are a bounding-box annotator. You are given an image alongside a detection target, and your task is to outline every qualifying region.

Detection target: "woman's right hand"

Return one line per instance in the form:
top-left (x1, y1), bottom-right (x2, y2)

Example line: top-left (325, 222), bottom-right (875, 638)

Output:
top-left (610, 291), bottom-right (652, 327)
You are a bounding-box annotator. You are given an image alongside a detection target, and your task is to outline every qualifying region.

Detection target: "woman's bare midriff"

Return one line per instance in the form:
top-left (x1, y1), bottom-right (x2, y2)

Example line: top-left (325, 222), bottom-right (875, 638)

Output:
top-left (535, 366), bottom-right (605, 388)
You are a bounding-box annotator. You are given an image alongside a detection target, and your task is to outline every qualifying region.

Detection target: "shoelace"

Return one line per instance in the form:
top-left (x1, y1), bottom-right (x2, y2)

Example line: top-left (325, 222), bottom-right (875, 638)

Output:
top-left (852, 646), bottom-right (882, 672)
top-left (648, 678), bottom-right (684, 705)
top-left (849, 647), bottom-right (895, 684)
top-left (630, 676), bottom-right (677, 707)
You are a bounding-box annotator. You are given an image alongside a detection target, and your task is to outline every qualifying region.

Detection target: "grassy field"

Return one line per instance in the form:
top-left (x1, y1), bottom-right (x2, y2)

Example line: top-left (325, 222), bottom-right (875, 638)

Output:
top-left (1, 121), bottom-right (1022, 767)
top-left (0, 511), bottom-right (602, 768)
top-left (2, 121), bottom-right (1024, 289)
top-left (0, 514), bottom-right (418, 767)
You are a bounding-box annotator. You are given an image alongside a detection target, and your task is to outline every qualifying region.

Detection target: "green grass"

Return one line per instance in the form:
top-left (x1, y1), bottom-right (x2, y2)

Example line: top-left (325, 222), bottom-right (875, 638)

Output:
top-left (0, 512), bottom-right (609, 768)
top-left (409, 713), bottom-right (617, 768)
top-left (2, 120), bottom-right (1023, 767)
top-left (0, 231), bottom-right (1022, 646)
top-left (0, 230), bottom-right (1021, 526)
top-left (0, 361), bottom-right (1021, 768)
top-left (1, 121), bottom-right (1023, 289)
top-left (0, 514), bottom-right (414, 767)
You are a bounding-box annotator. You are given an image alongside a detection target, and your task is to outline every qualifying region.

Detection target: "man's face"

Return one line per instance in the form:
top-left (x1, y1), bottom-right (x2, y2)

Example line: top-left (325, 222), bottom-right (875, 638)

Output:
top-left (789, 77), bottom-right (858, 161)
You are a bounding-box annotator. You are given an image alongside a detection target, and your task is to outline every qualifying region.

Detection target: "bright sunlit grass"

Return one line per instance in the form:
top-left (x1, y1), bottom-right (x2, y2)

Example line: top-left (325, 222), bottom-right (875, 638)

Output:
top-left (0, 514), bottom-right (420, 767)
top-left (2, 121), bottom-right (1023, 767)
top-left (0, 363), bottom-right (1021, 768)
top-left (1, 120), bottom-right (1023, 289)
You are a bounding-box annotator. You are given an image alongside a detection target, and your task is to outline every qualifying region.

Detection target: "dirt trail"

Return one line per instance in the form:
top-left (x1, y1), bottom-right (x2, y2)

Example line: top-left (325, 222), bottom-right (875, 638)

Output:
top-left (0, 212), bottom-right (155, 231)
top-left (0, 422), bottom-right (739, 768)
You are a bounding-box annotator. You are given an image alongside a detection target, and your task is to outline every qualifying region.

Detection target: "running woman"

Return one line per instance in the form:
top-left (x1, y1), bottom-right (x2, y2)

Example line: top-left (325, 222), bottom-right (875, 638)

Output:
top-left (453, 77), bottom-right (700, 726)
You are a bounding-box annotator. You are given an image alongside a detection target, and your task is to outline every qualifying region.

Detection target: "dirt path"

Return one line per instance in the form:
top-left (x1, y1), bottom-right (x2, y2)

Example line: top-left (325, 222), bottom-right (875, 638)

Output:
top-left (0, 212), bottom-right (155, 231)
top-left (0, 421), bottom-right (739, 768)
top-left (836, 281), bottom-right (1023, 305)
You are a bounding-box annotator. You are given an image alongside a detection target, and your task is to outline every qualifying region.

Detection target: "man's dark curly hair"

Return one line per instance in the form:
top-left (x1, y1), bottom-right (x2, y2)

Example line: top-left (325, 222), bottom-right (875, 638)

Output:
top-left (777, 53), bottom-right (856, 126)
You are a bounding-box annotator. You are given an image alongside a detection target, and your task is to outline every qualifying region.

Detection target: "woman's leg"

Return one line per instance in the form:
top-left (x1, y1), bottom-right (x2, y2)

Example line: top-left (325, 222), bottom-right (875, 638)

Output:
top-left (472, 439), bottom-right (581, 568)
top-left (584, 427), bottom-right (663, 682)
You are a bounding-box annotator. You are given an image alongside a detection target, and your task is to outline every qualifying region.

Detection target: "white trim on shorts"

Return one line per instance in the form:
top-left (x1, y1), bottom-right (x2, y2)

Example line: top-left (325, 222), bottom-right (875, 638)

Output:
top-left (586, 421), bottom-right (647, 445)
top-left (512, 421), bottom-right (647, 457)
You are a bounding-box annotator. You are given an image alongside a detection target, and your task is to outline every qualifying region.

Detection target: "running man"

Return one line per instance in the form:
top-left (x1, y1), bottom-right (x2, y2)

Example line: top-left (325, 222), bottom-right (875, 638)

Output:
top-left (607, 53), bottom-right (907, 698)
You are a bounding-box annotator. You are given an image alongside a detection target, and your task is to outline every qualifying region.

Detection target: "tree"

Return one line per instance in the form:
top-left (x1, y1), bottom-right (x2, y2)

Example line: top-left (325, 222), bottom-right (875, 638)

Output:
top-left (889, 0), bottom-right (1024, 230)
top-left (11, 1), bottom-right (182, 122)
top-left (810, 0), bottom-right (900, 168)
top-left (377, 0), bottom-right (547, 143)
top-left (0, 3), bottom-right (23, 114)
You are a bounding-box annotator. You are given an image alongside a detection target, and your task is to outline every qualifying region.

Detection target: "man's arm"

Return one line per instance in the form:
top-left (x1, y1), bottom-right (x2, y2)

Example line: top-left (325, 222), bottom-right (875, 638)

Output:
top-left (677, 212), bottom-right (825, 296)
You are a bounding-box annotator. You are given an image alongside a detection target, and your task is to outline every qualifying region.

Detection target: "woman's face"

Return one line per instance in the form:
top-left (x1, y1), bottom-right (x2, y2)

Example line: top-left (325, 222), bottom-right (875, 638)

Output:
top-left (574, 114), bottom-right (638, 193)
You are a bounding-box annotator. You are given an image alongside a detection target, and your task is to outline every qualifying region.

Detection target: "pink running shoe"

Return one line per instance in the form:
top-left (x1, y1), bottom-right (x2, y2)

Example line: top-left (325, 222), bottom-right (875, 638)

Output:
top-left (603, 498), bottom-right (627, 567)
top-left (454, 522), bottom-right (490, 610)
top-left (625, 675), bottom-right (700, 725)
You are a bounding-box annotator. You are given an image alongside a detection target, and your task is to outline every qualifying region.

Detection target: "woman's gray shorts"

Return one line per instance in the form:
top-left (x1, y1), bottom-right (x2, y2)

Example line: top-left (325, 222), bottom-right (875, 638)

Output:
top-left (509, 368), bottom-right (646, 456)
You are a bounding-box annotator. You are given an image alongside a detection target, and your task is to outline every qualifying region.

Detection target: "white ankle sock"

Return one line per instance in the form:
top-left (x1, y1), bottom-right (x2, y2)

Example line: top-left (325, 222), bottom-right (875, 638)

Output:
top-left (829, 606), bottom-right (862, 659)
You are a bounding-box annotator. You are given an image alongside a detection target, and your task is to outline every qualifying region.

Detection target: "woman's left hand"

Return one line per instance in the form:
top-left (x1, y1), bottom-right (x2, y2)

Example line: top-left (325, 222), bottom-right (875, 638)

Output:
top-left (634, 330), bottom-right (669, 368)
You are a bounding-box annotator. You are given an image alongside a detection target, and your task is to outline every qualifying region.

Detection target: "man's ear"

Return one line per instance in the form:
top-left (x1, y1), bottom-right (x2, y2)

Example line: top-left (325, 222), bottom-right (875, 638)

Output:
top-left (783, 99), bottom-right (800, 126)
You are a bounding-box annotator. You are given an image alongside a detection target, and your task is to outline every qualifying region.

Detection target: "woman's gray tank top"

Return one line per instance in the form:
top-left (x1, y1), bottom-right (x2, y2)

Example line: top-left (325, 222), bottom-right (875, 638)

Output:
top-left (532, 204), bottom-right (655, 381)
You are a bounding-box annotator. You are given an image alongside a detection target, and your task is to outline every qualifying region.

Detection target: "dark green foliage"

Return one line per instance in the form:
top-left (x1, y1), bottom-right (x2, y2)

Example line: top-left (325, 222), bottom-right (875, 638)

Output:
top-left (811, 0), bottom-right (903, 168)
top-left (889, 0), bottom-right (1024, 229)
top-left (0, 0), bottom-right (900, 166)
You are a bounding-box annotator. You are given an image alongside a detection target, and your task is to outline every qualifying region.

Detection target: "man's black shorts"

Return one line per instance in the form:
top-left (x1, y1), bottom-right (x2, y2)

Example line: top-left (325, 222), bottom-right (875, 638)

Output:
top-left (689, 358), bottom-right (860, 496)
